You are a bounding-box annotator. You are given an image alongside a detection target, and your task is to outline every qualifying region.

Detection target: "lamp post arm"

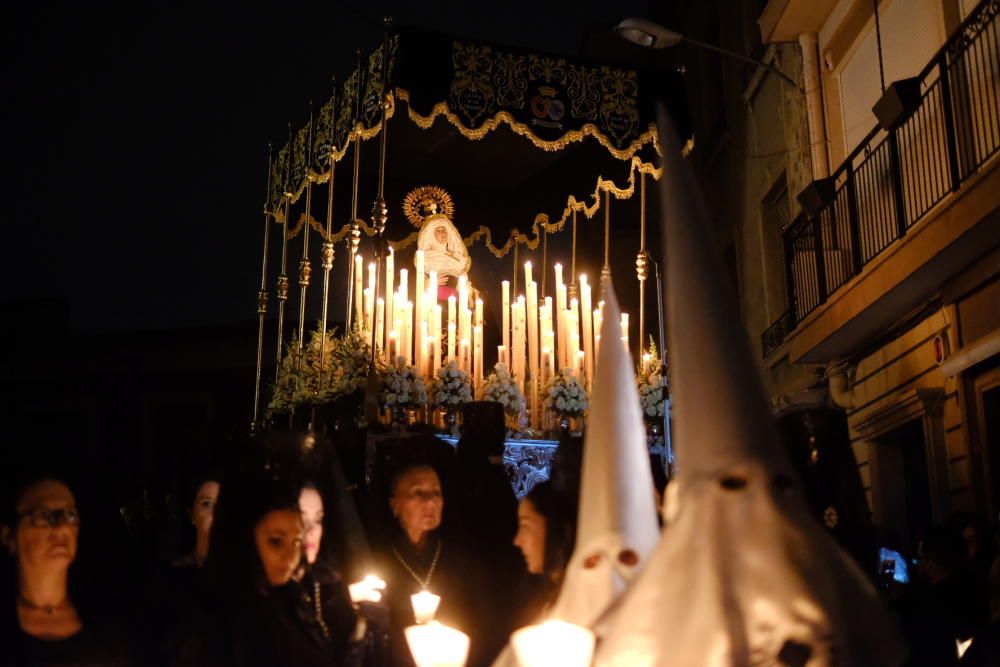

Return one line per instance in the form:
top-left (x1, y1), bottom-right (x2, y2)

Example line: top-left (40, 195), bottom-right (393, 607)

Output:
top-left (680, 35), bottom-right (802, 93)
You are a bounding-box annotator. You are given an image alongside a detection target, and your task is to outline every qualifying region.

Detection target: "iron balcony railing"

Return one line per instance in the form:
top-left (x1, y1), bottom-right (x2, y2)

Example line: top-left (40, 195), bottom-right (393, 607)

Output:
top-left (763, 0), bottom-right (999, 357)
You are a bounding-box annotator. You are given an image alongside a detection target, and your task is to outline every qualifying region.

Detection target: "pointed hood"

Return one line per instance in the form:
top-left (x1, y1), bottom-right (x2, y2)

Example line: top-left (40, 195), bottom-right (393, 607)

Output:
top-left (593, 111), bottom-right (905, 666)
top-left (549, 282), bottom-right (659, 628)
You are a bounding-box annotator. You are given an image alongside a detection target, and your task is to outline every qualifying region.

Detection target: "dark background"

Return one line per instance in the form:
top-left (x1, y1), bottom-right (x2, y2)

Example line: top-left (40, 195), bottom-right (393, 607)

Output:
top-left (1, 1), bottom-right (687, 515)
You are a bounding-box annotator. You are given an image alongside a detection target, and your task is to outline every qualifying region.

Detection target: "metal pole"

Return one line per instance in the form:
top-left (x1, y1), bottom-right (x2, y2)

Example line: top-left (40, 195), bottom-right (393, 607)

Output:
top-left (654, 258), bottom-right (672, 475)
top-left (319, 77), bottom-right (338, 395)
top-left (252, 144), bottom-right (274, 430)
top-left (297, 105), bottom-right (315, 356)
top-left (275, 123), bottom-right (294, 381)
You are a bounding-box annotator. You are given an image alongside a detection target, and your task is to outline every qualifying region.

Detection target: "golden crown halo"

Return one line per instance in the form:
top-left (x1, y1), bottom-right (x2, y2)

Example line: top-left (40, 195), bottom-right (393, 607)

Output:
top-left (402, 185), bottom-right (455, 228)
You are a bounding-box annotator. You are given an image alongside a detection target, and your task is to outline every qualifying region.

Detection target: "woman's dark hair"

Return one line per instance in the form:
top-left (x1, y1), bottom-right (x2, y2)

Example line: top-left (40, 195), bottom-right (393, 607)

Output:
top-left (202, 445), bottom-right (303, 603)
top-left (524, 480), bottom-right (576, 596)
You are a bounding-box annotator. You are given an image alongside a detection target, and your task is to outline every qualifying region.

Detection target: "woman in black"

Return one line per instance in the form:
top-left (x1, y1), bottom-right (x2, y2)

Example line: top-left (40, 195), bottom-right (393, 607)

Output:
top-left (1, 469), bottom-right (132, 667)
top-left (171, 445), bottom-right (364, 667)
top-left (377, 459), bottom-right (487, 667)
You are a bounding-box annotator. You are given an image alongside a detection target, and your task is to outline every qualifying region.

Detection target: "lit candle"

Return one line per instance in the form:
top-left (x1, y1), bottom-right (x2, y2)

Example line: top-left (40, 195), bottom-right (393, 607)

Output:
top-left (460, 338), bottom-right (470, 375)
top-left (348, 575), bottom-right (386, 604)
top-left (593, 308), bottom-right (603, 360)
top-left (404, 622), bottom-right (470, 667)
top-left (620, 312), bottom-right (630, 355)
top-left (375, 297), bottom-right (384, 355)
top-left (580, 275), bottom-right (593, 392)
top-left (404, 301), bottom-right (414, 365)
top-left (385, 250), bottom-right (394, 358)
top-left (432, 304), bottom-right (443, 375)
top-left (502, 279), bottom-right (510, 358)
top-left (527, 280), bottom-right (539, 428)
top-left (554, 264), bottom-right (565, 369)
top-left (420, 320), bottom-right (429, 378)
top-left (410, 590), bottom-right (441, 624)
top-left (447, 295), bottom-right (457, 361)
top-left (387, 330), bottom-right (397, 364)
top-left (473, 324), bottom-right (483, 394)
top-left (642, 352), bottom-right (652, 375)
top-left (511, 620), bottom-right (594, 667)
top-left (364, 287), bottom-right (374, 334)
top-left (354, 254), bottom-right (364, 327)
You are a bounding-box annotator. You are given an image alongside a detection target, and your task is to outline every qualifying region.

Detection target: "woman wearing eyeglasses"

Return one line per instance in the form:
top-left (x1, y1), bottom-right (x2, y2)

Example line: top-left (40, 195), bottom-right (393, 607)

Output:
top-left (1, 470), bottom-right (131, 666)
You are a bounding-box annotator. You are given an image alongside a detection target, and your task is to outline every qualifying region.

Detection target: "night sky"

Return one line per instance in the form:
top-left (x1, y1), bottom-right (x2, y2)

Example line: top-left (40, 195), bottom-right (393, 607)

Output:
top-left (5, 0), bottom-right (669, 334)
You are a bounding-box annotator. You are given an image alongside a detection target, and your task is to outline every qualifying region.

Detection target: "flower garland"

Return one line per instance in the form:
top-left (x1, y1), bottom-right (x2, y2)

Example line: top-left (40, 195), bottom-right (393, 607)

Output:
top-left (380, 356), bottom-right (428, 409)
top-left (430, 361), bottom-right (474, 408)
top-left (317, 326), bottom-right (376, 403)
top-left (544, 368), bottom-right (588, 418)
top-left (481, 362), bottom-right (526, 417)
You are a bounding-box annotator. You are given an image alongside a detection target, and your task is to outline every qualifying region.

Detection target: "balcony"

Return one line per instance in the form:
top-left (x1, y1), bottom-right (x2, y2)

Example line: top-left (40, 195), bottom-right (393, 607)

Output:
top-left (764, 0), bottom-right (1000, 362)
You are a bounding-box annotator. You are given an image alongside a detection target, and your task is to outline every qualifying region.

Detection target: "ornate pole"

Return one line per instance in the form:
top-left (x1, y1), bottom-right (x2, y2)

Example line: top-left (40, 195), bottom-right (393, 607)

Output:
top-left (296, 104), bottom-right (316, 356)
top-left (275, 123), bottom-right (294, 381)
top-left (370, 17), bottom-right (393, 368)
top-left (319, 78), bottom-right (338, 393)
top-left (601, 189), bottom-right (612, 287)
top-left (541, 227), bottom-right (548, 299)
top-left (345, 49), bottom-right (364, 329)
top-left (568, 209), bottom-right (578, 300)
top-left (636, 172), bottom-right (648, 360)
top-left (252, 144), bottom-right (274, 430)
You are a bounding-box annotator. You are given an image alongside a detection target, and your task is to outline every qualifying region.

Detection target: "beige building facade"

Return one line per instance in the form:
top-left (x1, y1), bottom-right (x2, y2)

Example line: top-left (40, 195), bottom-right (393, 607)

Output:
top-left (682, 0), bottom-right (1000, 548)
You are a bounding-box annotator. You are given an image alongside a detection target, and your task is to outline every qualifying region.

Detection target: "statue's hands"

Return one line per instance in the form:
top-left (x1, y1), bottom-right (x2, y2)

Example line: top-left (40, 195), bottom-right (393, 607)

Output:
top-left (438, 274), bottom-right (449, 286)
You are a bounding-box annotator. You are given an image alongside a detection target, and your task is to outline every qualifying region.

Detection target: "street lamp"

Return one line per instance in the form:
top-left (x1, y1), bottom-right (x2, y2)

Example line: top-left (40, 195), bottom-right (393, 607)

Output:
top-left (616, 18), bottom-right (802, 92)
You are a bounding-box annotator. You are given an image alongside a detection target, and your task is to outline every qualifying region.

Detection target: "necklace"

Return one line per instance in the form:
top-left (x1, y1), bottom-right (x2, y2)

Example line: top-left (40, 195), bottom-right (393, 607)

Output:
top-left (393, 538), bottom-right (442, 589)
top-left (310, 580), bottom-right (330, 639)
top-left (17, 594), bottom-right (67, 616)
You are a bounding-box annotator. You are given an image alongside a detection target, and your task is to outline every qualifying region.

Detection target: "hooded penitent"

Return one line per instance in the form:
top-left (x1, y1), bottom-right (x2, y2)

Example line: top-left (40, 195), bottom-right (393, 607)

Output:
top-left (593, 111), bottom-right (906, 666)
top-left (548, 282), bottom-right (660, 628)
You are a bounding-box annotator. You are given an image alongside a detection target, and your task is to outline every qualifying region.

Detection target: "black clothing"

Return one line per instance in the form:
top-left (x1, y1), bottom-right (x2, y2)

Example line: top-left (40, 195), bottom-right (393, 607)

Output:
top-left (4, 616), bottom-right (132, 667)
top-left (378, 531), bottom-right (487, 667)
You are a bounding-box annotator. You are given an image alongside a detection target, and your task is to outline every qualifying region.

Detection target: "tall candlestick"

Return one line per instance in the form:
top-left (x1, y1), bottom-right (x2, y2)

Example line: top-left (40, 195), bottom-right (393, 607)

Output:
top-left (473, 324), bottom-right (483, 394)
top-left (375, 298), bottom-right (384, 356)
top-left (620, 312), bottom-right (629, 356)
top-left (447, 295), bottom-right (457, 361)
top-left (526, 280), bottom-right (539, 428)
top-left (385, 250), bottom-right (394, 355)
top-left (554, 263), bottom-right (564, 369)
top-left (580, 275), bottom-right (593, 392)
top-left (387, 330), bottom-right (397, 364)
top-left (593, 308), bottom-right (603, 361)
top-left (354, 254), bottom-right (364, 328)
top-left (420, 320), bottom-right (429, 378)
top-left (432, 304), bottom-right (443, 375)
top-left (502, 280), bottom-right (510, 357)
top-left (404, 301), bottom-right (414, 365)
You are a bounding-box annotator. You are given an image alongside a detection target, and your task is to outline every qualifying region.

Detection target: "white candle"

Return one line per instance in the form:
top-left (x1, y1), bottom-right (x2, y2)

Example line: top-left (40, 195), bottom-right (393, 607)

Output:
top-left (460, 338), bottom-right (470, 375)
top-left (473, 324), bottom-right (483, 394)
top-left (387, 331), bottom-right (397, 364)
top-left (498, 345), bottom-right (507, 368)
top-left (375, 297), bottom-right (384, 355)
top-left (433, 304), bottom-right (443, 375)
top-left (410, 590), bottom-right (441, 624)
top-left (404, 622), bottom-right (470, 667)
top-left (385, 250), bottom-right (394, 357)
top-left (620, 312), bottom-right (630, 355)
top-left (364, 287), bottom-right (373, 334)
top-left (368, 261), bottom-right (376, 295)
top-left (642, 352), bottom-right (652, 375)
top-left (502, 280), bottom-right (510, 357)
top-left (447, 295), bottom-right (457, 361)
top-left (404, 301), bottom-right (414, 365)
top-left (554, 264), bottom-right (565, 369)
top-left (354, 254), bottom-right (364, 327)
top-left (580, 275), bottom-right (593, 392)
top-left (420, 320), bottom-right (429, 378)
top-left (526, 280), bottom-right (539, 428)
top-left (593, 308), bottom-right (603, 360)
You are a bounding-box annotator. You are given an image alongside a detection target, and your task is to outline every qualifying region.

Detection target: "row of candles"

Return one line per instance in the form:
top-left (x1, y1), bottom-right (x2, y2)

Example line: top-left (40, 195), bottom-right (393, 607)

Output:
top-left (353, 249), bottom-right (631, 427)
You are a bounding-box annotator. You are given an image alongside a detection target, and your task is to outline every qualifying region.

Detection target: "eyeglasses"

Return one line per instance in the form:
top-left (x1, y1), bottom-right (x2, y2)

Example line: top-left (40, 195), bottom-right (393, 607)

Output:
top-left (20, 507), bottom-right (80, 528)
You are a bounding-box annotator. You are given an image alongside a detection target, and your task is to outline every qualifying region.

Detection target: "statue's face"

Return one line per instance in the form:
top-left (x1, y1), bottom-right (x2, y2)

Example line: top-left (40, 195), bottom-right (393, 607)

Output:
top-left (434, 226), bottom-right (448, 245)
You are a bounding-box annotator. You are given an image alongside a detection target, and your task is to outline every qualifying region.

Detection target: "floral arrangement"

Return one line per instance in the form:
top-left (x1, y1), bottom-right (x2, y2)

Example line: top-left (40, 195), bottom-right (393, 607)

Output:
top-left (317, 325), bottom-right (376, 403)
top-left (380, 357), bottom-right (428, 409)
top-left (268, 330), bottom-right (327, 412)
top-left (636, 337), bottom-right (667, 420)
top-left (544, 368), bottom-right (589, 418)
top-left (430, 361), bottom-right (474, 408)
top-left (481, 362), bottom-right (526, 418)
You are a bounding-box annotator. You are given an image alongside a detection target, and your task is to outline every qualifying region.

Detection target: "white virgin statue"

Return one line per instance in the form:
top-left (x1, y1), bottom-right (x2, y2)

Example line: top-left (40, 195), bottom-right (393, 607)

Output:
top-left (417, 213), bottom-right (471, 295)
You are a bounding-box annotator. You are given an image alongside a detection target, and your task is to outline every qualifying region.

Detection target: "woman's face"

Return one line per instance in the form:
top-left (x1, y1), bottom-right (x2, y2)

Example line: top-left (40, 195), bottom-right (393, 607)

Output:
top-left (253, 509), bottom-right (303, 587)
top-left (434, 225), bottom-right (448, 245)
top-left (192, 480), bottom-right (220, 541)
top-left (13, 480), bottom-right (79, 575)
top-left (514, 497), bottom-right (546, 575)
top-left (299, 487), bottom-right (324, 565)
top-left (390, 467), bottom-right (443, 540)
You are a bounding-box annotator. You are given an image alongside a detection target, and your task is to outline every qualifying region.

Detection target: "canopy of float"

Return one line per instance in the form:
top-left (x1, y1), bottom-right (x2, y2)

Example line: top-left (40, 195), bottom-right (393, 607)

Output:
top-left (267, 26), bottom-right (692, 259)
